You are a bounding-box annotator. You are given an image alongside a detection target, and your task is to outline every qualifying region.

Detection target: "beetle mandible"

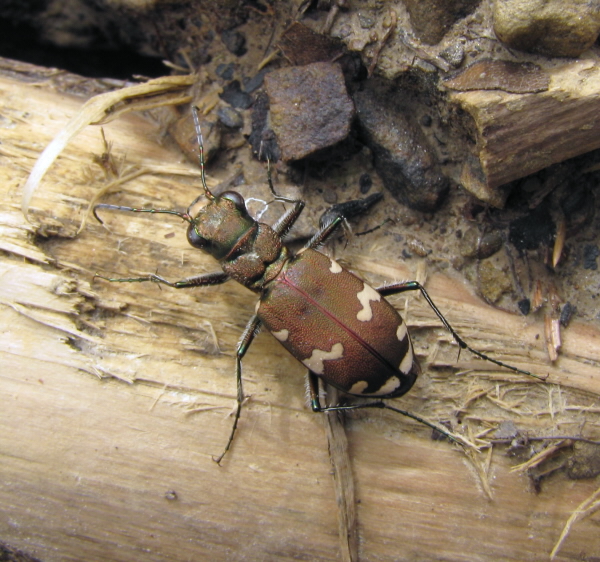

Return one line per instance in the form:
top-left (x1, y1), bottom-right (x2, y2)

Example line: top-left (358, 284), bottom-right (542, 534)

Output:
top-left (94, 107), bottom-right (542, 463)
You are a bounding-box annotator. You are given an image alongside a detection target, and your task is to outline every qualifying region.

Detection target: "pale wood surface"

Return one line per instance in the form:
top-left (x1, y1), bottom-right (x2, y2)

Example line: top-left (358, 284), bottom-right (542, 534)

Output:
top-left (2, 65), bottom-right (600, 562)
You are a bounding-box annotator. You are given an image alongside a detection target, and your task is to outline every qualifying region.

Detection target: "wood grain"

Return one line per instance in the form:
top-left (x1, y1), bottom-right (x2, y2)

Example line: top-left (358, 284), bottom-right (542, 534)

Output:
top-left (449, 59), bottom-right (600, 206)
top-left (1, 63), bottom-right (600, 561)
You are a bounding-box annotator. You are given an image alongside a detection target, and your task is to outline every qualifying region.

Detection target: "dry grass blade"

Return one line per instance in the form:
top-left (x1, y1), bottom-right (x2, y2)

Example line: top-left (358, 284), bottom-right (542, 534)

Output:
top-left (551, 485), bottom-right (600, 559)
top-left (21, 74), bottom-right (196, 217)
top-left (510, 440), bottom-right (569, 473)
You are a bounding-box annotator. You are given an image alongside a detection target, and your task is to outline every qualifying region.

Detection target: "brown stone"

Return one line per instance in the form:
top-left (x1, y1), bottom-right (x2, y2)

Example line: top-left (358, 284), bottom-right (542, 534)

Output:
top-left (494, 0), bottom-right (600, 57)
top-left (278, 22), bottom-right (346, 66)
top-left (354, 84), bottom-right (448, 212)
top-left (264, 62), bottom-right (354, 161)
top-left (404, 0), bottom-right (481, 45)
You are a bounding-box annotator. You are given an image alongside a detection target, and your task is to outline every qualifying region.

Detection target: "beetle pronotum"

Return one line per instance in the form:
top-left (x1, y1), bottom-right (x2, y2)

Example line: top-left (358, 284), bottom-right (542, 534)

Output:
top-left (94, 107), bottom-right (543, 463)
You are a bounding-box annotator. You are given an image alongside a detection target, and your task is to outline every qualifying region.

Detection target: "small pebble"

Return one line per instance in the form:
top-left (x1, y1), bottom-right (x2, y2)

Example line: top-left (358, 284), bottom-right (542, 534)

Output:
top-left (217, 106), bottom-right (243, 129)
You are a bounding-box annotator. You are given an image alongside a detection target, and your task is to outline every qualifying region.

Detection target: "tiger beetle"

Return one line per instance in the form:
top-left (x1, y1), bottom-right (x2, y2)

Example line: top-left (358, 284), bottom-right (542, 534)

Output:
top-left (94, 106), bottom-right (544, 464)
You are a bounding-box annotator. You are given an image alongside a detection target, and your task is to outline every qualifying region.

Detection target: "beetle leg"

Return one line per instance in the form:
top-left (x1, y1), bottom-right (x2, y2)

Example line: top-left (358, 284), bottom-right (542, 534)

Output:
top-left (377, 281), bottom-right (545, 381)
top-left (307, 371), bottom-right (323, 412)
top-left (271, 199), bottom-right (305, 238)
top-left (260, 158), bottom-right (308, 238)
top-left (303, 215), bottom-right (345, 251)
top-left (319, 192), bottom-right (384, 230)
top-left (213, 313), bottom-right (261, 465)
top-left (94, 271), bottom-right (229, 288)
top-left (307, 370), bottom-right (464, 446)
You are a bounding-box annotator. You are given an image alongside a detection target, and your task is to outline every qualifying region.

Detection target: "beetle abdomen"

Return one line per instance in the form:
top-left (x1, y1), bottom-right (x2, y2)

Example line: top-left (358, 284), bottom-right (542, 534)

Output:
top-left (258, 249), bottom-right (419, 398)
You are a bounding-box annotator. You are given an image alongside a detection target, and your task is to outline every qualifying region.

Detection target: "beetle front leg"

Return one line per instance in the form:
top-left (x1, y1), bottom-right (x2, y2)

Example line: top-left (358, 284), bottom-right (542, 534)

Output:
top-left (377, 281), bottom-right (544, 381)
top-left (94, 271), bottom-right (229, 288)
top-left (213, 313), bottom-right (261, 465)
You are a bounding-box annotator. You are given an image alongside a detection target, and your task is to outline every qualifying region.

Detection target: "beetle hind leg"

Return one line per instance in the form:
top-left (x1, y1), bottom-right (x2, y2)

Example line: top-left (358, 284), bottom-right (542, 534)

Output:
top-left (376, 281), bottom-right (545, 381)
top-left (307, 372), bottom-right (464, 446)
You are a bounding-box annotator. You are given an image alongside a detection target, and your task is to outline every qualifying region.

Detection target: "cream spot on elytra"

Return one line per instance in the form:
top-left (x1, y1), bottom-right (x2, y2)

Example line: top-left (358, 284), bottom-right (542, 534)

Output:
top-left (356, 283), bottom-right (381, 322)
top-left (272, 329), bottom-right (289, 342)
top-left (373, 376), bottom-right (401, 396)
top-left (301, 343), bottom-right (344, 375)
top-left (399, 344), bottom-right (414, 374)
top-left (348, 381), bottom-right (368, 395)
top-left (396, 322), bottom-right (407, 341)
top-left (349, 376), bottom-right (402, 396)
top-left (329, 259), bottom-right (343, 273)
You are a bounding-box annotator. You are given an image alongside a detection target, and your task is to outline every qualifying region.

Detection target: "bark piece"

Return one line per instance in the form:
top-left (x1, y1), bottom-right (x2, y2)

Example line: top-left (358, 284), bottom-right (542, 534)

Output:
top-left (444, 60), bottom-right (549, 94)
top-left (449, 60), bottom-right (600, 206)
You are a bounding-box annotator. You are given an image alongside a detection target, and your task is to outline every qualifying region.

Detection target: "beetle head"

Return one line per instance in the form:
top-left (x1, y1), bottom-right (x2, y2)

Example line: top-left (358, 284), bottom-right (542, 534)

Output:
top-left (186, 191), bottom-right (256, 260)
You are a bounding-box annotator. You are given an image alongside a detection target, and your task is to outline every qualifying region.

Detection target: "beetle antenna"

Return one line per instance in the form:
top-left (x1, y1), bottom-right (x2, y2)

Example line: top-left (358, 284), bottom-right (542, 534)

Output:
top-left (93, 203), bottom-right (192, 225)
top-left (192, 105), bottom-right (215, 201)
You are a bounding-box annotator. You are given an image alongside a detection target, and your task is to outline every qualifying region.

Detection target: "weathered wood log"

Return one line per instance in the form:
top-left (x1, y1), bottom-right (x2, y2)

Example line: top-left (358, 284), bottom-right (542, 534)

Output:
top-left (2, 59), bottom-right (600, 561)
top-left (447, 59), bottom-right (600, 206)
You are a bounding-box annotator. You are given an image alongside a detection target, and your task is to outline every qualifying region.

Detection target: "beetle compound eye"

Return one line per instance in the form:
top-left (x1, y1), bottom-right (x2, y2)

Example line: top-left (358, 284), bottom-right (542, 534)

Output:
top-left (187, 223), bottom-right (209, 250)
top-left (221, 191), bottom-right (246, 211)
